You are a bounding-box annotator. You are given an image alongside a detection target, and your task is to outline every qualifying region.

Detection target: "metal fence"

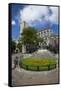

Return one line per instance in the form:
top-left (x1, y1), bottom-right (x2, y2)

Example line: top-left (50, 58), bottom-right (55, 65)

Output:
top-left (20, 63), bottom-right (56, 71)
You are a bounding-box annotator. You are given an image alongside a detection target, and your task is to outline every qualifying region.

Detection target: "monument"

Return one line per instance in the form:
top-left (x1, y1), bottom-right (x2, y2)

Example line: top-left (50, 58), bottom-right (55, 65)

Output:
top-left (20, 21), bottom-right (28, 53)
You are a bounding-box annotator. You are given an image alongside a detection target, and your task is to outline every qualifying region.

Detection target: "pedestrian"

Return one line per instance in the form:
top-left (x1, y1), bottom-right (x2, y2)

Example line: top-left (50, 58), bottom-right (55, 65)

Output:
top-left (14, 56), bottom-right (18, 69)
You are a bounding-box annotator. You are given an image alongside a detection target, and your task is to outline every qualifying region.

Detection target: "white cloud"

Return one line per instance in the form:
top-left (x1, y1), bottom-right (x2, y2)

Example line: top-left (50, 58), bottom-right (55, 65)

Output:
top-left (12, 20), bottom-right (16, 25)
top-left (49, 7), bottom-right (58, 24)
top-left (20, 6), bottom-right (48, 22)
top-left (20, 5), bottom-right (58, 25)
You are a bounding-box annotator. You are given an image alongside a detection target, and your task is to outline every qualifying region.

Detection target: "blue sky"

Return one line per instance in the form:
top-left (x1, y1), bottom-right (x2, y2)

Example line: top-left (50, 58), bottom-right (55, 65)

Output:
top-left (10, 4), bottom-right (59, 41)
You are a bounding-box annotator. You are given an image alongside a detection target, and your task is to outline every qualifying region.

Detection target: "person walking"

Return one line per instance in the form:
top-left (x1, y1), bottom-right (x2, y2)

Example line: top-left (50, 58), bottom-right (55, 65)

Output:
top-left (14, 56), bottom-right (18, 69)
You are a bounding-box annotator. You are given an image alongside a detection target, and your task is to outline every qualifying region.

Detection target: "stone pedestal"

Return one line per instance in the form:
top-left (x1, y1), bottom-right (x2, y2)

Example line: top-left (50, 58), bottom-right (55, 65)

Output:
top-left (22, 44), bottom-right (26, 54)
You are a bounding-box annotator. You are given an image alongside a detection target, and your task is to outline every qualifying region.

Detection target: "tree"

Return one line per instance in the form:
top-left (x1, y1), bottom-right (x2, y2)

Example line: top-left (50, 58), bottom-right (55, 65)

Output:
top-left (11, 40), bottom-right (16, 53)
top-left (21, 27), bottom-right (38, 53)
top-left (21, 27), bottom-right (38, 45)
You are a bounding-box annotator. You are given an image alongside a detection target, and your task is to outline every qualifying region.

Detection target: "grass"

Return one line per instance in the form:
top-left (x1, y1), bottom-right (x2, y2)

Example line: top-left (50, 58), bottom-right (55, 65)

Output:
top-left (19, 57), bottom-right (57, 71)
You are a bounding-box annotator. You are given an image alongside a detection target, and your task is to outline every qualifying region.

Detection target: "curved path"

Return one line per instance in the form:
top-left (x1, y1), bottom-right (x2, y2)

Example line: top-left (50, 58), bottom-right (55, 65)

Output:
top-left (12, 51), bottom-right (59, 86)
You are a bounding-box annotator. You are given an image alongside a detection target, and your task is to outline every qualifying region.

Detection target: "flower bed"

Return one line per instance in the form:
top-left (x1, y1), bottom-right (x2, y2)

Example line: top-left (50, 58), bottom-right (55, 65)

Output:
top-left (19, 57), bottom-right (57, 71)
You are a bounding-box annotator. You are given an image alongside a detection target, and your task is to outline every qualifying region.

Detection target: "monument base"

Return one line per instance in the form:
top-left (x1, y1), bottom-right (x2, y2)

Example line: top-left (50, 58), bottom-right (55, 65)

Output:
top-left (22, 44), bottom-right (26, 54)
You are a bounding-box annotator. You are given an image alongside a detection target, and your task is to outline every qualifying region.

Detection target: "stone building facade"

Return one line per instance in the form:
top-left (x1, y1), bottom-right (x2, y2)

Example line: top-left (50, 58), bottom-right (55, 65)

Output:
top-left (38, 29), bottom-right (58, 47)
top-left (20, 21), bottom-right (59, 53)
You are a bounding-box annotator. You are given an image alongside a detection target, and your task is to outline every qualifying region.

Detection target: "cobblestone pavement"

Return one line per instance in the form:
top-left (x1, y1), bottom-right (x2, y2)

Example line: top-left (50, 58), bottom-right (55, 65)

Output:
top-left (12, 51), bottom-right (59, 86)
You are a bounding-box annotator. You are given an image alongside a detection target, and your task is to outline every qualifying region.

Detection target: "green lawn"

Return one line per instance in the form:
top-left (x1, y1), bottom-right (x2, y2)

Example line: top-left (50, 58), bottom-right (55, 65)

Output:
top-left (19, 57), bottom-right (57, 71)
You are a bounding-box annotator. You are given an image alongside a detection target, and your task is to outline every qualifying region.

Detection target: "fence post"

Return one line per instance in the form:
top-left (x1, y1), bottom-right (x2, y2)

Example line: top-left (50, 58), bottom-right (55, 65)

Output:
top-left (55, 64), bottom-right (56, 68)
top-left (48, 65), bottom-right (50, 70)
top-left (26, 65), bottom-right (28, 70)
top-left (20, 62), bottom-right (22, 67)
top-left (37, 66), bottom-right (39, 71)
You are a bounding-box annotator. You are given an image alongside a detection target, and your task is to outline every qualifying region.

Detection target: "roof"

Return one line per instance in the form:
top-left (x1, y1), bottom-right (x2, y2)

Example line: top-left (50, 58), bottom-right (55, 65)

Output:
top-left (38, 28), bottom-right (51, 32)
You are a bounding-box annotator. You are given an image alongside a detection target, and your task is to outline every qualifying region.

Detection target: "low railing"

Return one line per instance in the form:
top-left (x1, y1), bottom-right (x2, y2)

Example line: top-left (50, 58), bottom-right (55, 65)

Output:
top-left (20, 63), bottom-right (56, 71)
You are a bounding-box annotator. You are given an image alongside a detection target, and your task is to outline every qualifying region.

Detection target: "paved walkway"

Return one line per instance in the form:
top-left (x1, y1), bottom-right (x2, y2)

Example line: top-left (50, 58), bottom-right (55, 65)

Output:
top-left (12, 50), bottom-right (59, 86)
top-left (12, 67), bottom-right (59, 86)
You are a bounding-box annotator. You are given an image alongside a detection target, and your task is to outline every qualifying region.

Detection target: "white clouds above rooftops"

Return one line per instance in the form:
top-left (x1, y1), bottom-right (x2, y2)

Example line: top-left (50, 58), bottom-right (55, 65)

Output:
top-left (20, 5), bottom-right (58, 25)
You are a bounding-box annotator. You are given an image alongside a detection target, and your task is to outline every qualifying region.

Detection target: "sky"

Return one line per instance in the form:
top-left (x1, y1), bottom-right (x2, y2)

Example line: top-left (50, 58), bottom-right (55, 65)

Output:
top-left (10, 4), bottom-right (59, 41)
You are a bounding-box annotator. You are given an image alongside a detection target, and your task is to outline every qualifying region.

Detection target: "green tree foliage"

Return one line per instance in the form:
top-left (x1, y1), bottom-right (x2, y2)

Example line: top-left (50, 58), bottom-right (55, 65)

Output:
top-left (21, 27), bottom-right (38, 45)
top-left (20, 27), bottom-right (39, 53)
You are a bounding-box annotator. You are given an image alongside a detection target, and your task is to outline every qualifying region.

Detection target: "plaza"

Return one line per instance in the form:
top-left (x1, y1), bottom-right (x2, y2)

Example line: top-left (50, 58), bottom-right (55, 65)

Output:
top-left (11, 5), bottom-right (59, 86)
top-left (12, 49), bottom-right (59, 86)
